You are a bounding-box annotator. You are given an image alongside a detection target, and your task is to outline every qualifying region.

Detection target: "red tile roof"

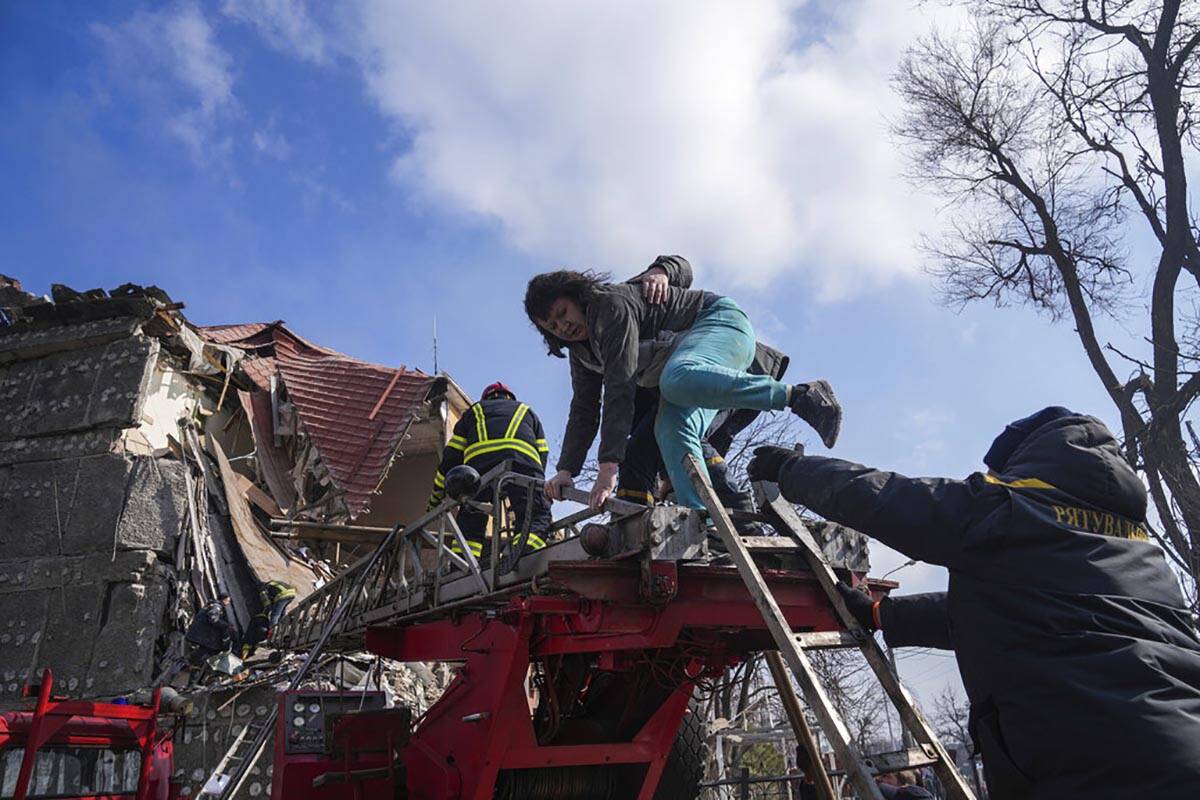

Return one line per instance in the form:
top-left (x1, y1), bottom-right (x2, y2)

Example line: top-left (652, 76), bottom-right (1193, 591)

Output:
top-left (198, 322), bottom-right (275, 344)
top-left (199, 322), bottom-right (433, 518)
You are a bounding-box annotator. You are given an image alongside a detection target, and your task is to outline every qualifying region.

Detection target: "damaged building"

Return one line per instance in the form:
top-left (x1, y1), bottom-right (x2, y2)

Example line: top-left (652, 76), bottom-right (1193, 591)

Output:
top-left (0, 276), bottom-right (467, 796)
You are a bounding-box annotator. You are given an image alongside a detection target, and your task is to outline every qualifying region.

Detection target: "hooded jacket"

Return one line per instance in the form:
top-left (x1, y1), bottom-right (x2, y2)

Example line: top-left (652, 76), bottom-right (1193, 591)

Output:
top-left (556, 255), bottom-right (788, 474)
top-left (776, 412), bottom-right (1200, 799)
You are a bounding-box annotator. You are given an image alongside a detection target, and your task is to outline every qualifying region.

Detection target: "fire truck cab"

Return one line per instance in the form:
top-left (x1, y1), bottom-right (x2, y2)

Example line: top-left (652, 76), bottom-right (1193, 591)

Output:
top-left (0, 670), bottom-right (178, 800)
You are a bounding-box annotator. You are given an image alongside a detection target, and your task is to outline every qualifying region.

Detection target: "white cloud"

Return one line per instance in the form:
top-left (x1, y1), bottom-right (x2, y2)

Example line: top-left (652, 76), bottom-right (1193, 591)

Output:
top-left (345, 0), bottom-right (959, 295)
top-left (93, 2), bottom-right (237, 164)
top-left (222, 0), bottom-right (328, 64)
top-left (252, 127), bottom-right (292, 160)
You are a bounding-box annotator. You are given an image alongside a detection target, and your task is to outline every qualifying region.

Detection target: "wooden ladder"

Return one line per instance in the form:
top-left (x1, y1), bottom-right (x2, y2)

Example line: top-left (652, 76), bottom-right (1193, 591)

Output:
top-left (684, 455), bottom-right (975, 800)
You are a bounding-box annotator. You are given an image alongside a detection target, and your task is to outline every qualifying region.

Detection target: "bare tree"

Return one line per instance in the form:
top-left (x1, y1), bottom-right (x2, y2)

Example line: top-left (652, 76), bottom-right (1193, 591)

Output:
top-left (932, 686), bottom-right (985, 795)
top-left (808, 649), bottom-right (891, 752)
top-left (894, 1), bottom-right (1200, 604)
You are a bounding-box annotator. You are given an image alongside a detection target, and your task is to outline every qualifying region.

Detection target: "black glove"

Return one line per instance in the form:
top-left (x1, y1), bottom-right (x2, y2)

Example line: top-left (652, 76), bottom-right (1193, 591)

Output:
top-left (835, 582), bottom-right (879, 631)
top-left (747, 445), bottom-right (796, 482)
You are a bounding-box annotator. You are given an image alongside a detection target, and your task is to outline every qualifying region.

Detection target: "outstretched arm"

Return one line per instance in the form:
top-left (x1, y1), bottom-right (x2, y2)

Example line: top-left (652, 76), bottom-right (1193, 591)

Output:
top-left (628, 255), bottom-right (693, 303)
top-left (881, 592), bottom-right (953, 650)
top-left (629, 255), bottom-right (693, 287)
top-left (776, 454), bottom-right (998, 567)
top-left (556, 357), bottom-right (602, 478)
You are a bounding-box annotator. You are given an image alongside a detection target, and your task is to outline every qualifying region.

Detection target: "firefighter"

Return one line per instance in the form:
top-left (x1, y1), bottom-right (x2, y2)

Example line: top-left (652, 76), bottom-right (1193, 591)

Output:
top-left (183, 594), bottom-right (233, 668)
top-left (240, 580), bottom-right (296, 659)
top-left (427, 382), bottom-right (552, 559)
top-left (748, 407), bottom-right (1200, 798)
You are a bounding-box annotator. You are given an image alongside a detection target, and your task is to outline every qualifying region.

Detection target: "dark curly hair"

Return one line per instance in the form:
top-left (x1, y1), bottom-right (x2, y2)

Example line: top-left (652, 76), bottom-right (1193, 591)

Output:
top-left (524, 269), bottom-right (610, 357)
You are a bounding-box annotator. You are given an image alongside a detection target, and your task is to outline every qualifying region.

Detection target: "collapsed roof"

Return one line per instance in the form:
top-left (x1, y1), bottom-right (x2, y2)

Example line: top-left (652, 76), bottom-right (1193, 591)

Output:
top-left (199, 322), bottom-right (440, 520)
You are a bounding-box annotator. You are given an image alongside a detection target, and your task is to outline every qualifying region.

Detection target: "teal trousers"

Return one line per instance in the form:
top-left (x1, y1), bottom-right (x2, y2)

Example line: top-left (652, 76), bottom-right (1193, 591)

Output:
top-left (655, 297), bottom-right (790, 509)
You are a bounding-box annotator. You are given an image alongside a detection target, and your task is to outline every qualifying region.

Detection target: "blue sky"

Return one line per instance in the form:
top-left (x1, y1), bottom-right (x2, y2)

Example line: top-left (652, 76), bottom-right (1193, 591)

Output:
top-left (1, 1), bottom-right (1134, 705)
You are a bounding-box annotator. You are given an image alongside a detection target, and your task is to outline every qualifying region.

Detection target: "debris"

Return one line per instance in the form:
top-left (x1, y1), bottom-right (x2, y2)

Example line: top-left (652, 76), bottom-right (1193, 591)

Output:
top-left (0, 278), bottom-right (469, 798)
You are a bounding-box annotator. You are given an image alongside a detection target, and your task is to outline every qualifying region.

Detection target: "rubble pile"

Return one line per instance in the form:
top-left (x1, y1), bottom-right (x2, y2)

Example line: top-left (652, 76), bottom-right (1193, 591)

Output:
top-left (0, 276), bottom-right (469, 796)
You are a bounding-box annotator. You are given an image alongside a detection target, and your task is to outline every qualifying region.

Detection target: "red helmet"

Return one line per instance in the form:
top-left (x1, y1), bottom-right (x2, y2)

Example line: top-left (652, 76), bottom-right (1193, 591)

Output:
top-left (481, 381), bottom-right (516, 401)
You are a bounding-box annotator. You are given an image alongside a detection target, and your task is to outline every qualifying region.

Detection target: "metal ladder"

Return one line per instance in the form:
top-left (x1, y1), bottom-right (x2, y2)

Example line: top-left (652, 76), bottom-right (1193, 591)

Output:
top-left (199, 714), bottom-right (274, 797)
top-left (200, 518), bottom-right (410, 798)
top-left (684, 455), bottom-right (976, 800)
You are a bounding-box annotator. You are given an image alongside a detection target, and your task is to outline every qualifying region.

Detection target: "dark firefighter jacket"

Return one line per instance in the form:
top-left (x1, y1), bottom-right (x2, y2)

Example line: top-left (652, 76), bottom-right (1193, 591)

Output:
top-left (185, 601), bottom-right (232, 653)
top-left (428, 397), bottom-right (550, 508)
top-left (775, 413), bottom-right (1200, 799)
top-left (556, 255), bottom-right (789, 475)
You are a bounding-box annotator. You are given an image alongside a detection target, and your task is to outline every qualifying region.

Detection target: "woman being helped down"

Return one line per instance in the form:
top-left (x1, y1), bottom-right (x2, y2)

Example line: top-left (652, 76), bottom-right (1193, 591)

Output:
top-left (523, 255), bottom-right (841, 511)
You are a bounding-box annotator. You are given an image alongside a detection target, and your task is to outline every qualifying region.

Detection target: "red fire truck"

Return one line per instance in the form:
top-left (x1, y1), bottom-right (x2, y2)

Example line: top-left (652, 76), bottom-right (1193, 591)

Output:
top-left (0, 670), bottom-right (179, 800)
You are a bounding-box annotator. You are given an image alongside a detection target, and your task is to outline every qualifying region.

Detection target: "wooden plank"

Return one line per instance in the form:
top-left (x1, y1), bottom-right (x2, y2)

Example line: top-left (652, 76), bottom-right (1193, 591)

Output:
top-left (739, 536), bottom-right (799, 552)
top-left (684, 455), bottom-right (886, 800)
top-left (239, 475), bottom-right (282, 517)
top-left (796, 631), bottom-right (861, 650)
top-left (756, 483), bottom-right (977, 800)
top-left (862, 747), bottom-right (940, 775)
top-left (764, 652), bottom-right (838, 800)
top-left (208, 434), bottom-right (320, 601)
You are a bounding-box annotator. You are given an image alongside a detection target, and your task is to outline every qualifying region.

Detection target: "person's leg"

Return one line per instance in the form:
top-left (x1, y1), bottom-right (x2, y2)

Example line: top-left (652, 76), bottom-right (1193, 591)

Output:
top-left (658, 298), bottom-right (783, 509)
top-left (655, 398), bottom-right (718, 510)
top-left (658, 298), bottom-right (790, 413)
top-left (704, 444), bottom-right (754, 514)
top-left (268, 599), bottom-right (290, 630)
top-left (451, 502), bottom-right (488, 559)
top-left (503, 472), bottom-right (550, 551)
top-left (618, 399), bottom-right (662, 505)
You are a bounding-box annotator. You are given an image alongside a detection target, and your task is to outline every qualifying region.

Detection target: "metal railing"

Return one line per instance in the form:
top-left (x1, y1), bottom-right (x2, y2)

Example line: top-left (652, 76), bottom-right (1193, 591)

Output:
top-left (270, 464), bottom-right (646, 652)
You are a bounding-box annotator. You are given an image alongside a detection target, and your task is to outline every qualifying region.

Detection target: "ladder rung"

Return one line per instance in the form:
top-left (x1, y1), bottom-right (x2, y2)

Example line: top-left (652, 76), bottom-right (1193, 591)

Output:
top-left (862, 746), bottom-right (941, 775)
top-left (796, 630), bottom-right (862, 649)
top-left (739, 536), bottom-right (799, 552)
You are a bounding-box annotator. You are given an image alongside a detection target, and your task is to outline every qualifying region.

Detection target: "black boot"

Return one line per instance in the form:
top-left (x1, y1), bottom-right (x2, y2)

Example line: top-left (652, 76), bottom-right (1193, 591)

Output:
top-left (788, 380), bottom-right (842, 448)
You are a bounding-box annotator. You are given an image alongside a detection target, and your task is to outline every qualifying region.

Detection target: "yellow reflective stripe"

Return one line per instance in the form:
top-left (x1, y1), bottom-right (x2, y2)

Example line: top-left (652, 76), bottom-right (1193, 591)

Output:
top-left (266, 581), bottom-right (296, 600)
top-left (446, 436), bottom-right (467, 451)
top-left (450, 540), bottom-right (484, 557)
top-left (505, 403), bottom-right (530, 440)
top-left (984, 473), bottom-right (1057, 490)
top-left (521, 533), bottom-right (546, 550)
top-left (535, 438), bottom-right (550, 452)
top-left (473, 403), bottom-right (487, 443)
top-left (617, 488), bottom-right (654, 504)
top-left (706, 455), bottom-right (724, 467)
top-left (464, 438), bottom-right (543, 464)
top-left (433, 472), bottom-right (445, 487)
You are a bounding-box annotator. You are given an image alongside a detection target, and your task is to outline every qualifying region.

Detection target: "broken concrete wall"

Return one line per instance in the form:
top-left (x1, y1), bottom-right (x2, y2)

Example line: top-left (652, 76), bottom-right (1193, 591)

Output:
top-left (0, 334), bottom-right (157, 441)
top-left (0, 314), bottom-right (187, 707)
top-left (0, 552), bottom-right (171, 700)
top-left (0, 453), bottom-right (187, 559)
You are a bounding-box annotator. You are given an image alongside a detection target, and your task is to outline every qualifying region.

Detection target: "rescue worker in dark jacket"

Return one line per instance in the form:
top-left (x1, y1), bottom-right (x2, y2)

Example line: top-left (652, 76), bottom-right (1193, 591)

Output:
top-left (427, 382), bottom-right (552, 559)
top-left (185, 594), bottom-right (233, 666)
top-left (748, 407), bottom-right (1200, 799)
top-left (241, 580), bottom-right (296, 658)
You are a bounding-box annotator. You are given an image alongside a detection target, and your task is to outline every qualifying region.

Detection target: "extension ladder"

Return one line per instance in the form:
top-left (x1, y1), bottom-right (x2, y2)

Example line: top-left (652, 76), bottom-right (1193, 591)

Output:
top-left (199, 517), bottom-right (410, 798)
top-left (684, 454), bottom-right (976, 800)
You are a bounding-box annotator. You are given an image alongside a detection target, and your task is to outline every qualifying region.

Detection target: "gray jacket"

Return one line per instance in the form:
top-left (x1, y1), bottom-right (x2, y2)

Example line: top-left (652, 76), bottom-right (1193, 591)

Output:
top-left (556, 256), bottom-right (787, 474)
